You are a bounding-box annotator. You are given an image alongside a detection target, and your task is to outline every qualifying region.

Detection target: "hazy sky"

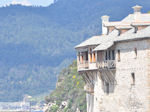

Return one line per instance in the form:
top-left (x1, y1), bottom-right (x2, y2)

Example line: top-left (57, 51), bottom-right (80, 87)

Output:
top-left (0, 0), bottom-right (54, 7)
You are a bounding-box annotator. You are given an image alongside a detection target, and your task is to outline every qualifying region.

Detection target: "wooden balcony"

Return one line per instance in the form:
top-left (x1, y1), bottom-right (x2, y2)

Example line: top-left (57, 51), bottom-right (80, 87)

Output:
top-left (77, 60), bottom-right (116, 71)
top-left (78, 61), bottom-right (89, 70)
top-left (96, 60), bottom-right (116, 69)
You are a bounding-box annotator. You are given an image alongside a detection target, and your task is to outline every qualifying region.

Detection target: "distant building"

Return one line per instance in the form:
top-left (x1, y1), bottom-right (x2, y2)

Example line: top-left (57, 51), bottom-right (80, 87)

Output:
top-left (0, 101), bottom-right (30, 112)
top-left (75, 5), bottom-right (150, 112)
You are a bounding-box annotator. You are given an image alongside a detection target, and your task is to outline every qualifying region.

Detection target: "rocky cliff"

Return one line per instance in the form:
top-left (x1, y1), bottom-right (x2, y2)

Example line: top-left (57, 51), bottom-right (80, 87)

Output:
top-left (45, 61), bottom-right (86, 112)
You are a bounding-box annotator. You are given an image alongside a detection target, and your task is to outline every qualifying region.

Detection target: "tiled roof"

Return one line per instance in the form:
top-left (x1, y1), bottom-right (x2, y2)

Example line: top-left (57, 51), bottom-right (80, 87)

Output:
top-left (131, 22), bottom-right (150, 26)
top-left (122, 13), bottom-right (150, 23)
top-left (75, 30), bottom-right (118, 48)
top-left (104, 22), bottom-right (121, 27)
top-left (93, 26), bottom-right (150, 51)
top-left (76, 25), bottom-right (150, 50)
top-left (75, 12), bottom-right (150, 51)
top-left (93, 41), bottom-right (114, 51)
top-left (115, 25), bottom-right (133, 29)
top-left (75, 35), bottom-right (105, 48)
top-left (115, 26), bottom-right (150, 42)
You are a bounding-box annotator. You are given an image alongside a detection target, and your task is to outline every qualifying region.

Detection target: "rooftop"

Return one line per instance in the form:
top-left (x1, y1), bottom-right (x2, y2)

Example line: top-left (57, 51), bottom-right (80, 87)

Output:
top-left (75, 5), bottom-right (150, 51)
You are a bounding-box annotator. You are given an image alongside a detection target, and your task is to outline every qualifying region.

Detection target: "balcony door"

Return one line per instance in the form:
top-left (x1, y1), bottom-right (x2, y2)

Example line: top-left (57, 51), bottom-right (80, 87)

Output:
top-left (97, 52), bottom-right (103, 62)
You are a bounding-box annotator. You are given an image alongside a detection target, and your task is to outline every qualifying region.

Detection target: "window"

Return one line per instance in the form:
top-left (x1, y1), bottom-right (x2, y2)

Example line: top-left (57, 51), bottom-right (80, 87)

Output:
top-left (85, 51), bottom-right (88, 61)
top-left (90, 53), bottom-right (92, 63)
top-left (105, 51), bottom-right (108, 60)
top-left (118, 30), bottom-right (121, 36)
top-left (89, 48), bottom-right (92, 63)
top-left (134, 48), bottom-right (137, 59)
top-left (112, 50), bottom-right (115, 60)
top-left (93, 53), bottom-right (96, 62)
top-left (78, 53), bottom-right (80, 62)
top-left (81, 56), bottom-right (83, 63)
top-left (105, 50), bottom-right (115, 61)
top-left (108, 50), bottom-right (111, 60)
top-left (106, 83), bottom-right (109, 94)
top-left (107, 27), bottom-right (109, 35)
top-left (131, 73), bottom-right (135, 85)
top-left (134, 27), bottom-right (138, 33)
top-left (118, 50), bottom-right (120, 62)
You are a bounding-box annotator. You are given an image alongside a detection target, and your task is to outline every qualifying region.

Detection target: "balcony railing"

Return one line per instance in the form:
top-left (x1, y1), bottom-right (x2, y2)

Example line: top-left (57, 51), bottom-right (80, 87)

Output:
top-left (78, 61), bottom-right (89, 70)
top-left (96, 60), bottom-right (116, 69)
top-left (77, 60), bottom-right (116, 71)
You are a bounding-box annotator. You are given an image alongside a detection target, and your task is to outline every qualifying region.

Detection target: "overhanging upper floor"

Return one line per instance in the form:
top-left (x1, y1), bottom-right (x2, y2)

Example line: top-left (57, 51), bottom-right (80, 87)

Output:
top-left (75, 5), bottom-right (150, 72)
top-left (76, 46), bottom-right (116, 71)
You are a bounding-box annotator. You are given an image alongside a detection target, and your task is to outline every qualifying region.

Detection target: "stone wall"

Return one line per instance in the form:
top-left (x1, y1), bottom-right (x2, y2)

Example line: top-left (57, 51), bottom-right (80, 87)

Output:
top-left (92, 39), bottom-right (150, 112)
top-left (146, 40), bottom-right (150, 112)
top-left (115, 39), bottom-right (149, 112)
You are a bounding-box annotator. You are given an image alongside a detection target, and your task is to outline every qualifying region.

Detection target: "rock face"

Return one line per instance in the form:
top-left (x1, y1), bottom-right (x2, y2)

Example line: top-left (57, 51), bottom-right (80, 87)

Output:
top-left (45, 61), bottom-right (87, 112)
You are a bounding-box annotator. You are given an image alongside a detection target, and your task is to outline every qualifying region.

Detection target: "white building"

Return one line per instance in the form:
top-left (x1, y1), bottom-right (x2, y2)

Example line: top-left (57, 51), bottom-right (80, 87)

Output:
top-left (75, 5), bottom-right (150, 112)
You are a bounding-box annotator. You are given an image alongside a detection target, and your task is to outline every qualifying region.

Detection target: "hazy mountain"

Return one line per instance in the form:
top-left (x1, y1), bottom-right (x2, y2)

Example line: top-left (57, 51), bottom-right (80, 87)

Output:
top-left (0, 0), bottom-right (149, 101)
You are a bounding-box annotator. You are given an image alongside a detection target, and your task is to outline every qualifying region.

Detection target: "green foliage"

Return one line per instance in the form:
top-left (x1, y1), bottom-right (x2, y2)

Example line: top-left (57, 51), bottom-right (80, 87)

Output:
top-left (49, 105), bottom-right (59, 112)
top-left (45, 61), bottom-right (87, 112)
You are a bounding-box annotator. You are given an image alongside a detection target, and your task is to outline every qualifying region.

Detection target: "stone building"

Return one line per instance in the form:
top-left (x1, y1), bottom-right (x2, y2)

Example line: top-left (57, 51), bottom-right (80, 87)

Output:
top-left (75, 5), bottom-right (150, 112)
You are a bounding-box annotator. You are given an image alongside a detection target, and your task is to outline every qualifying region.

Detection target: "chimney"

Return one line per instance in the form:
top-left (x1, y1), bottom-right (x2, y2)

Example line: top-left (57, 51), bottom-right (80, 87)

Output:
top-left (101, 15), bottom-right (109, 35)
top-left (132, 5), bottom-right (142, 14)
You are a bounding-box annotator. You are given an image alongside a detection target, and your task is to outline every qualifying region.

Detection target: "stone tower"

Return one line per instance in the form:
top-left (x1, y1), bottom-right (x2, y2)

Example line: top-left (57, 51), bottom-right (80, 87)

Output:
top-left (75, 5), bottom-right (150, 112)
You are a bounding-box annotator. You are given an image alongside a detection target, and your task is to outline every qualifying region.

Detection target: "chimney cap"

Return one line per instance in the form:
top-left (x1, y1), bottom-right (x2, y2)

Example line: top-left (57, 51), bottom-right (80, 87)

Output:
top-left (101, 15), bottom-right (110, 22)
top-left (132, 5), bottom-right (142, 14)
